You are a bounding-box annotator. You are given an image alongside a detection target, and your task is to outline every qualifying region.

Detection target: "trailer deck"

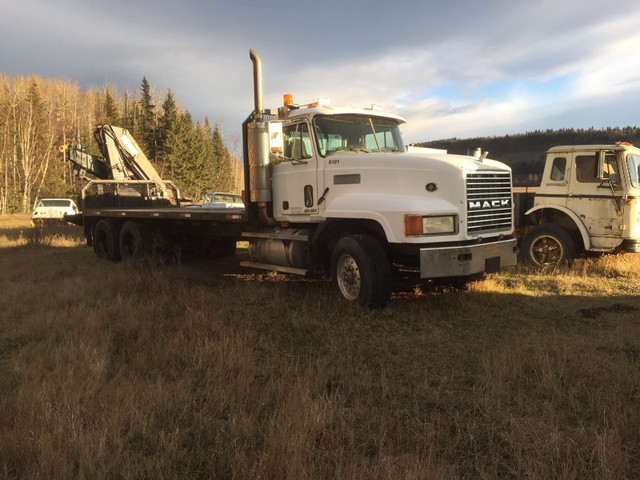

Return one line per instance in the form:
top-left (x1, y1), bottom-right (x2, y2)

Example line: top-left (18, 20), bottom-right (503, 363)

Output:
top-left (65, 207), bottom-right (246, 226)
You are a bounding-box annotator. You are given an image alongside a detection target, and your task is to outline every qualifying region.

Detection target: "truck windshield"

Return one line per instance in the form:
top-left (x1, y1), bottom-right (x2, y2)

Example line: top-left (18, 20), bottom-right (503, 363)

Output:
top-left (313, 114), bottom-right (406, 156)
top-left (627, 154), bottom-right (640, 188)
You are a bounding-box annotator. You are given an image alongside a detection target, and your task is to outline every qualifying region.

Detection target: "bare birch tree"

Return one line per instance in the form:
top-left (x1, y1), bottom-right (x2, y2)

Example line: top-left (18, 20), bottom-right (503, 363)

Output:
top-left (0, 75), bottom-right (11, 213)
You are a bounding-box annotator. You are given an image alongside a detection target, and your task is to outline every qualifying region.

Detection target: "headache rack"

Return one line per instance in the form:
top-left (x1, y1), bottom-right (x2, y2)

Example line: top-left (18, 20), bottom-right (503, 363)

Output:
top-left (82, 180), bottom-right (180, 210)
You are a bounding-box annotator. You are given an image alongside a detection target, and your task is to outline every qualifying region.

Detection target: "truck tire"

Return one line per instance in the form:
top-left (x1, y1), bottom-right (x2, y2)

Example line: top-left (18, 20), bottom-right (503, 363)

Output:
top-left (521, 224), bottom-right (577, 267)
top-left (331, 234), bottom-right (391, 308)
top-left (119, 221), bottom-right (151, 261)
top-left (93, 219), bottom-right (121, 261)
top-left (209, 238), bottom-right (236, 259)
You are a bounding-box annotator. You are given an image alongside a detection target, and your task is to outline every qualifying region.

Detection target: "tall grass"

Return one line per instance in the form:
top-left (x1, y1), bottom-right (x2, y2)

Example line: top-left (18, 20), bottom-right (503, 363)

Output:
top-left (1, 214), bottom-right (640, 479)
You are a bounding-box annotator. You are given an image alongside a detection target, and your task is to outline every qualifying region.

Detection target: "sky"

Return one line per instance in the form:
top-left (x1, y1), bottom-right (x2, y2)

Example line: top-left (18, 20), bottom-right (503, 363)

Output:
top-left (2, 0), bottom-right (640, 144)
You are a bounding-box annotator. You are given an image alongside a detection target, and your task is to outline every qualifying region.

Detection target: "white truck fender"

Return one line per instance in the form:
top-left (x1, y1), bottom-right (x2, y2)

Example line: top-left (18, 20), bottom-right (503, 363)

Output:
top-left (525, 204), bottom-right (591, 251)
top-left (324, 193), bottom-right (395, 240)
top-left (324, 193), bottom-right (461, 244)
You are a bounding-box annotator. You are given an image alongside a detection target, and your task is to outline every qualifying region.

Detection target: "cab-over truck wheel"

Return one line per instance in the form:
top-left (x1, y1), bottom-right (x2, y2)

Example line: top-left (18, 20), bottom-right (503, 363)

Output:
top-left (331, 234), bottom-right (391, 308)
top-left (521, 224), bottom-right (577, 267)
top-left (93, 219), bottom-right (121, 261)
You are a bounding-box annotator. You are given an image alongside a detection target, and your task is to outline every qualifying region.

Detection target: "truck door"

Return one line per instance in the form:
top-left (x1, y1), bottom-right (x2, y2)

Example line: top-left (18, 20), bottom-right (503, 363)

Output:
top-left (567, 150), bottom-right (623, 245)
top-left (271, 120), bottom-right (319, 219)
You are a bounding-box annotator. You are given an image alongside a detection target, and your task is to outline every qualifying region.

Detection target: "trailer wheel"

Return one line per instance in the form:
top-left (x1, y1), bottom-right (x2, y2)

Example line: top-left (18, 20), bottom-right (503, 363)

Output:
top-left (93, 219), bottom-right (121, 261)
top-left (521, 224), bottom-right (577, 267)
top-left (119, 221), bottom-right (151, 261)
top-left (331, 234), bottom-right (391, 308)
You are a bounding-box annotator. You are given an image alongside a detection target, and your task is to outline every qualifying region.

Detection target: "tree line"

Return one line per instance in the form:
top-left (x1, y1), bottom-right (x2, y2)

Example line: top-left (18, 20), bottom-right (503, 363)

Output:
top-left (418, 126), bottom-right (640, 186)
top-left (4, 72), bottom-right (637, 214)
top-left (0, 74), bottom-right (242, 214)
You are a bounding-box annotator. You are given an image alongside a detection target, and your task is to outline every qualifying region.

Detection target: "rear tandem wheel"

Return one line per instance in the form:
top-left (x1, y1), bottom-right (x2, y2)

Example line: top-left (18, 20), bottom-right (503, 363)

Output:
top-left (119, 221), bottom-right (152, 261)
top-left (93, 219), bottom-right (121, 261)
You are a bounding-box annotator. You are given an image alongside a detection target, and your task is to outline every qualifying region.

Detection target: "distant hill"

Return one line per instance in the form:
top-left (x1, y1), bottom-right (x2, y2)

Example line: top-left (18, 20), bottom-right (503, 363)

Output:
top-left (416, 127), bottom-right (640, 186)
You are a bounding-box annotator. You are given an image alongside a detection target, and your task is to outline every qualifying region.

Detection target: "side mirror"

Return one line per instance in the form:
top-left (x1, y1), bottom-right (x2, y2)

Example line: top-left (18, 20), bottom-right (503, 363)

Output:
top-left (268, 122), bottom-right (283, 159)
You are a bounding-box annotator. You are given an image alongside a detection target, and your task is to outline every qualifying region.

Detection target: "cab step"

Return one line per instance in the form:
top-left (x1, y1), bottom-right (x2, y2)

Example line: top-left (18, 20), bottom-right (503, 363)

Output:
top-left (240, 261), bottom-right (308, 276)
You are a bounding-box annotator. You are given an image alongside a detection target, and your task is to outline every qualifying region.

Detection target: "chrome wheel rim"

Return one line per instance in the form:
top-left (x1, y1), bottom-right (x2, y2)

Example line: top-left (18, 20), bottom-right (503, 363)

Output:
top-left (336, 253), bottom-right (361, 301)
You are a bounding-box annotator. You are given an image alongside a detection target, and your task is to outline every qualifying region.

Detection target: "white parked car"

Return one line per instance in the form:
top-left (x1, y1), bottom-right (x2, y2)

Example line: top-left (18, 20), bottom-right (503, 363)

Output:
top-left (31, 198), bottom-right (79, 224)
top-left (187, 192), bottom-right (244, 209)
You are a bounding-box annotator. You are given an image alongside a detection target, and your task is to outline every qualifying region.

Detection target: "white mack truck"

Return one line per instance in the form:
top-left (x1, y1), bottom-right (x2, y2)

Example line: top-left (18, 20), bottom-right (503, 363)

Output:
top-left (66, 50), bottom-right (517, 307)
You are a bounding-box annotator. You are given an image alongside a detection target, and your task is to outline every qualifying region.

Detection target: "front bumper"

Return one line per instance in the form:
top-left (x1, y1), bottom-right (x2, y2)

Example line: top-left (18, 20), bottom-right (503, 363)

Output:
top-left (420, 238), bottom-right (517, 278)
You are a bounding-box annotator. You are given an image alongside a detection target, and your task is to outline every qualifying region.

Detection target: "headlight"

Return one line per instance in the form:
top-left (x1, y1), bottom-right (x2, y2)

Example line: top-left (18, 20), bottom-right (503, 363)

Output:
top-left (404, 215), bottom-right (457, 236)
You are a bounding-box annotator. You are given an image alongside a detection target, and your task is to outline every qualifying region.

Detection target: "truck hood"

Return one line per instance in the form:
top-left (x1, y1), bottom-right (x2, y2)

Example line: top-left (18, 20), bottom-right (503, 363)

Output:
top-left (321, 151), bottom-right (512, 243)
top-left (322, 151), bottom-right (510, 210)
top-left (326, 150), bottom-right (507, 173)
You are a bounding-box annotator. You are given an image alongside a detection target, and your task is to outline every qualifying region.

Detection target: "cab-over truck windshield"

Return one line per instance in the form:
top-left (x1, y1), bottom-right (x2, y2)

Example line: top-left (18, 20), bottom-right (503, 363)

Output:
top-left (313, 114), bottom-right (406, 157)
top-left (627, 153), bottom-right (640, 189)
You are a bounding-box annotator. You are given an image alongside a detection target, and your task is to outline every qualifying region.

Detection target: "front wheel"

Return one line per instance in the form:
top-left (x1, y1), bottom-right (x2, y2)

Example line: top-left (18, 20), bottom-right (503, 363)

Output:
top-left (521, 224), bottom-right (577, 267)
top-left (331, 234), bottom-right (391, 308)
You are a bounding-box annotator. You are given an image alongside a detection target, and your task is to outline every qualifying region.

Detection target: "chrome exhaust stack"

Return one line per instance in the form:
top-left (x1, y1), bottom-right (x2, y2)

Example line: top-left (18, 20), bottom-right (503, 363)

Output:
top-left (250, 49), bottom-right (263, 121)
top-left (247, 49), bottom-right (274, 225)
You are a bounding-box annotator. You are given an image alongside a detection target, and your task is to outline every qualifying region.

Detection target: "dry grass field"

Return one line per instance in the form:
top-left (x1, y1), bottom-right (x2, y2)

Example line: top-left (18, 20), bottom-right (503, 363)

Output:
top-left (1, 214), bottom-right (640, 479)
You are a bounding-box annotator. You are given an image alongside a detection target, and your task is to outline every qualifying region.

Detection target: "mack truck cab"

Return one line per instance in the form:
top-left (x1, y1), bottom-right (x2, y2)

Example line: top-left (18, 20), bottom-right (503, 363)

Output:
top-left (518, 143), bottom-right (640, 266)
top-left (241, 50), bottom-right (517, 306)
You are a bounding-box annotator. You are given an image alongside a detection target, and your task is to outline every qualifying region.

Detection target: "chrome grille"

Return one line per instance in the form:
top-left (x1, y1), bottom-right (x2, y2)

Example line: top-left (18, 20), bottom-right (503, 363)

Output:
top-left (466, 171), bottom-right (513, 234)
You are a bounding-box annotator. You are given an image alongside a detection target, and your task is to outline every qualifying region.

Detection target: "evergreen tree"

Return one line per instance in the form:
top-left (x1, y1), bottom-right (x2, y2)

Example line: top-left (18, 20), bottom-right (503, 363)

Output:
top-left (156, 95), bottom-right (204, 199)
top-left (196, 118), bottom-right (216, 198)
top-left (175, 111), bottom-right (202, 199)
top-left (102, 88), bottom-right (119, 125)
top-left (212, 123), bottom-right (235, 193)
top-left (139, 76), bottom-right (157, 163)
top-left (157, 89), bottom-right (179, 178)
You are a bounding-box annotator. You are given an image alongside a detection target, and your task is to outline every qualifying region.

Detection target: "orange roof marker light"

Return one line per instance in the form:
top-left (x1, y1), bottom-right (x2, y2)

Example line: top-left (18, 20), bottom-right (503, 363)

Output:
top-left (283, 94), bottom-right (294, 105)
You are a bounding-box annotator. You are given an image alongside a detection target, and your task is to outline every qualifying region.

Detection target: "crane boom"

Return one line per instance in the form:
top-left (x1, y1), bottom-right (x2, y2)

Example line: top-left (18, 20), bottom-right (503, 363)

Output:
top-left (67, 125), bottom-right (161, 181)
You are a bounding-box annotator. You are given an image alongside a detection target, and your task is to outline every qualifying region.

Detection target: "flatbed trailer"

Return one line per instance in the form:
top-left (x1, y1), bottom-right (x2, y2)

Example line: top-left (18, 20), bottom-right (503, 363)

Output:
top-left (66, 178), bottom-right (246, 261)
top-left (71, 206), bottom-right (245, 223)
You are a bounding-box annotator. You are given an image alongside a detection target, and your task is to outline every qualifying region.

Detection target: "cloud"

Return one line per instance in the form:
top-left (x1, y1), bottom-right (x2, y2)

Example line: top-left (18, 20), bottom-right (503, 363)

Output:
top-left (3, 0), bottom-right (640, 144)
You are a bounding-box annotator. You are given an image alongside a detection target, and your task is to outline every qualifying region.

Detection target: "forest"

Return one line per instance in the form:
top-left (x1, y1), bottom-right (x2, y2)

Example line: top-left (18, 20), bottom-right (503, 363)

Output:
top-left (419, 126), bottom-right (640, 186)
top-left (2, 71), bottom-right (639, 214)
top-left (0, 75), bottom-right (241, 214)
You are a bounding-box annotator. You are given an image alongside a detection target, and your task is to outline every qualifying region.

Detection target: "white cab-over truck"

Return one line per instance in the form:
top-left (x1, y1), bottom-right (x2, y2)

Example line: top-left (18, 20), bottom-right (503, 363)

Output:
top-left (66, 50), bottom-right (517, 307)
top-left (515, 143), bottom-right (640, 266)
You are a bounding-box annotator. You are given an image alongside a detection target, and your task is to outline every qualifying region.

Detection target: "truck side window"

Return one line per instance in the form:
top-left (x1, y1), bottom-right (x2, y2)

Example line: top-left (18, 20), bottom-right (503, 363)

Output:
top-left (282, 123), bottom-right (312, 161)
top-left (550, 157), bottom-right (566, 181)
top-left (575, 155), bottom-right (599, 183)
top-left (603, 155), bottom-right (620, 184)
